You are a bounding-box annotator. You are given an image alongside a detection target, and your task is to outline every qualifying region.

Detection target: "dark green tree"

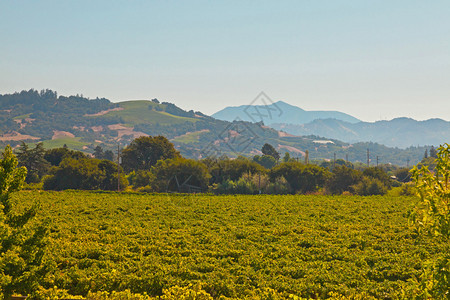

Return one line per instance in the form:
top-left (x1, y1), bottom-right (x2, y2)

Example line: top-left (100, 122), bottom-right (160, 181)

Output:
top-left (121, 136), bottom-right (180, 172)
top-left (43, 157), bottom-right (127, 191)
top-left (430, 146), bottom-right (438, 158)
top-left (15, 142), bottom-right (50, 183)
top-left (261, 143), bottom-right (280, 161)
top-left (0, 145), bottom-right (48, 298)
top-left (151, 157), bottom-right (210, 192)
top-left (269, 162), bottom-right (330, 194)
top-left (253, 154), bottom-right (277, 169)
top-left (44, 147), bottom-right (87, 166)
top-left (326, 165), bottom-right (362, 194)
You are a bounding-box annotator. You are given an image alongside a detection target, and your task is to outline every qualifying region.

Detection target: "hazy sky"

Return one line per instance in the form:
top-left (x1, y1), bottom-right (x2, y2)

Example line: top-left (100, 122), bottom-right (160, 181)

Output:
top-left (1, 1), bottom-right (450, 122)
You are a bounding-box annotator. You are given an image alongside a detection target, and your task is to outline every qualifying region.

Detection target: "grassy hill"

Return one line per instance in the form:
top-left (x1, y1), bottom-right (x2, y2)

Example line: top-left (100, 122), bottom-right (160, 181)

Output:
top-left (0, 89), bottom-right (430, 165)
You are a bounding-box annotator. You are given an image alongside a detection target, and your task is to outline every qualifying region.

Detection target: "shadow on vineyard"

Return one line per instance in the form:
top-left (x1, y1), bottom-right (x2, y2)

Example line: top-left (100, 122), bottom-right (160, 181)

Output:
top-left (7, 191), bottom-right (446, 299)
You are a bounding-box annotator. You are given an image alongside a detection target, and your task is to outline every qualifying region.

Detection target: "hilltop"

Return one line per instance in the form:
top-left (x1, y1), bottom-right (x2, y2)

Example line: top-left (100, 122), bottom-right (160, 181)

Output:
top-left (271, 117), bottom-right (450, 149)
top-left (0, 89), bottom-right (429, 165)
top-left (212, 100), bottom-right (361, 125)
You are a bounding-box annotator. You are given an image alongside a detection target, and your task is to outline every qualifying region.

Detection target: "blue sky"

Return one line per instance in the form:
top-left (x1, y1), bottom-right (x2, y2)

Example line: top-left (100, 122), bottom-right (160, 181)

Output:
top-left (1, 1), bottom-right (450, 121)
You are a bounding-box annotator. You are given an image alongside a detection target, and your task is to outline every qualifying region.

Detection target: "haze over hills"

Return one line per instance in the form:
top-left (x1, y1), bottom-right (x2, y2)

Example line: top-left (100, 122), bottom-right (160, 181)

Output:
top-left (0, 89), bottom-right (430, 166)
top-left (271, 117), bottom-right (450, 149)
top-left (214, 100), bottom-right (450, 149)
top-left (212, 101), bottom-right (361, 125)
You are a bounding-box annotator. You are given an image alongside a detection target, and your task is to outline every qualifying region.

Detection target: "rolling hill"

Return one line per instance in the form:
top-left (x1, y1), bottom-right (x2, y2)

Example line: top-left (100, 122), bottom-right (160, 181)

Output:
top-left (271, 118), bottom-right (450, 149)
top-left (0, 89), bottom-right (429, 166)
top-left (212, 100), bottom-right (361, 125)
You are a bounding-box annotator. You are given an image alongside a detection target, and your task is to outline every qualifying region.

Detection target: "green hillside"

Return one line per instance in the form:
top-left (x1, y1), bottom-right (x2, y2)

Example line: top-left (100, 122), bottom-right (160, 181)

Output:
top-left (94, 100), bottom-right (199, 126)
top-left (0, 89), bottom-right (431, 165)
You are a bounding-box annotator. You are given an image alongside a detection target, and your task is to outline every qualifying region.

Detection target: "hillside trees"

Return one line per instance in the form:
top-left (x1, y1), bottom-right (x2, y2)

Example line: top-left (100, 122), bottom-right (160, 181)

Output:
top-left (0, 145), bottom-right (48, 298)
top-left (121, 136), bottom-right (180, 172)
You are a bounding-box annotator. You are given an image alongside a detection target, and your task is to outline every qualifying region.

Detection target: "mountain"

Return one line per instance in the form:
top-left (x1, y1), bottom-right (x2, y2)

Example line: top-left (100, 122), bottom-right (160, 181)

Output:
top-left (212, 101), bottom-right (361, 125)
top-left (0, 89), bottom-right (428, 166)
top-left (271, 118), bottom-right (450, 149)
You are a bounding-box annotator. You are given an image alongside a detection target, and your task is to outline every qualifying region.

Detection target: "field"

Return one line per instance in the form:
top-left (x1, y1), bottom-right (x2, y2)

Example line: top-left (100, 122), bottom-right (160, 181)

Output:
top-left (14, 191), bottom-right (445, 299)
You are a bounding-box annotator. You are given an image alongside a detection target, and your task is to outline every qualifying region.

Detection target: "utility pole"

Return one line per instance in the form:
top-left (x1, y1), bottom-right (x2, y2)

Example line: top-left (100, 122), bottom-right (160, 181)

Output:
top-left (305, 150), bottom-right (309, 164)
top-left (333, 152), bottom-right (336, 169)
top-left (367, 149), bottom-right (370, 167)
top-left (376, 156), bottom-right (379, 167)
top-left (258, 173), bottom-right (261, 194)
top-left (407, 158), bottom-right (410, 168)
top-left (345, 154), bottom-right (348, 162)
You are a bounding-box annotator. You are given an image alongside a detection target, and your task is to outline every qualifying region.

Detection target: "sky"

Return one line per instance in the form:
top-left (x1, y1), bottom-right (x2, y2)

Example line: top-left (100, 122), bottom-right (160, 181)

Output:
top-left (1, 1), bottom-right (450, 122)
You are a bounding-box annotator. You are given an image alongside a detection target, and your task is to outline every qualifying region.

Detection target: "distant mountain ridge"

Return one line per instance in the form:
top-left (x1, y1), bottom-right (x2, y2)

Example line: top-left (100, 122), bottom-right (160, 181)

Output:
top-left (0, 89), bottom-right (430, 165)
top-left (271, 117), bottom-right (450, 149)
top-left (212, 101), bottom-right (361, 125)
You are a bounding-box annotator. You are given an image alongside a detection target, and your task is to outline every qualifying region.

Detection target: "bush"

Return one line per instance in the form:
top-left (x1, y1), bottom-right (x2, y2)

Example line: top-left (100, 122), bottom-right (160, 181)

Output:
top-left (43, 157), bottom-right (128, 191)
top-left (352, 176), bottom-right (388, 196)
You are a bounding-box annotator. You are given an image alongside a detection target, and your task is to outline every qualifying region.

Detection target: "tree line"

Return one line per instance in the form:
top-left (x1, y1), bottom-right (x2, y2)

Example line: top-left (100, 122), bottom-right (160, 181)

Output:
top-left (12, 136), bottom-right (413, 196)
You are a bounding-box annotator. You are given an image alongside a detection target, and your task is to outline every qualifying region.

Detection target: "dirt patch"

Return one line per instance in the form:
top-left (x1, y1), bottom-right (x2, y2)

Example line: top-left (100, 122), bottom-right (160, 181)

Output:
top-left (0, 131), bottom-right (40, 141)
top-left (84, 107), bottom-right (124, 117)
top-left (278, 131), bottom-right (296, 137)
top-left (278, 144), bottom-right (305, 156)
top-left (91, 126), bottom-right (103, 132)
top-left (108, 124), bottom-right (148, 139)
top-left (73, 126), bottom-right (86, 131)
top-left (173, 129), bottom-right (209, 139)
top-left (52, 130), bottom-right (75, 140)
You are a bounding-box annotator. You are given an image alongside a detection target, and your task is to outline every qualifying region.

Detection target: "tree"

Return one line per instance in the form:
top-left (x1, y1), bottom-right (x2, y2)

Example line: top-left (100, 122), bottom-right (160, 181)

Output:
top-left (253, 155), bottom-right (277, 169)
top-left (43, 157), bottom-right (127, 191)
top-left (269, 162), bottom-right (330, 194)
top-left (93, 146), bottom-right (114, 161)
top-left (429, 146), bottom-right (438, 158)
top-left (424, 149), bottom-right (428, 159)
top-left (121, 136), bottom-right (180, 172)
top-left (205, 157), bottom-right (265, 185)
top-left (0, 145), bottom-right (48, 298)
top-left (44, 147), bottom-right (87, 166)
top-left (261, 143), bottom-right (280, 161)
top-left (151, 158), bottom-right (211, 192)
top-left (411, 143), bottom-right (450, 297)
top-left (326, 165), bottom-right (362, 194)
top-left (15, 142), bottom-right (50, 183)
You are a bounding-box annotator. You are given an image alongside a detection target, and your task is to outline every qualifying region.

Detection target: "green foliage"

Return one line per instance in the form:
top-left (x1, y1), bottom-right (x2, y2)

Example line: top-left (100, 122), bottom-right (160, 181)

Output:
top-left (362, 167), bottom-right (391, 187)
top-left (394, 167), bottom-right (412, 183)
top-left (269, 162), bottom-right (330, 194)
top-left (43, 158), bottom-right (128, 191)
top-left (410, 143), bottom-right (450, 298)
top-left (205, 157), bottom-right (265, 185)
top-left (127, 170), bottom-right (155, 190)
top-left (44, 147), bottom-right (87, 166)
top-left (121, 136), bottom-right (180, 172)
top-left (11, 191), bottom-right (447, 299)
top-left (261, 143), bottom-right (280, 161)
top-left (151, 158), bottom-right (210, 192)
top-left (326, 165), bottom-right (362, 195)
top-left (352, 176), bottom-right (388, 196)
top-left (253, 154), bottom-right (277, 169)
top-left (0, 145), bottom-right (47, 299)
top-left (15, 142), bottom-right (50, 183)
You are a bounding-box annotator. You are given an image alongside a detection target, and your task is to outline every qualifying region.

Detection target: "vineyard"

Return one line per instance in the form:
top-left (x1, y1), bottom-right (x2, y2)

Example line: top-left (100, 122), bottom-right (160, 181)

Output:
top-left (12, 191), bottom-right (446, 299)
